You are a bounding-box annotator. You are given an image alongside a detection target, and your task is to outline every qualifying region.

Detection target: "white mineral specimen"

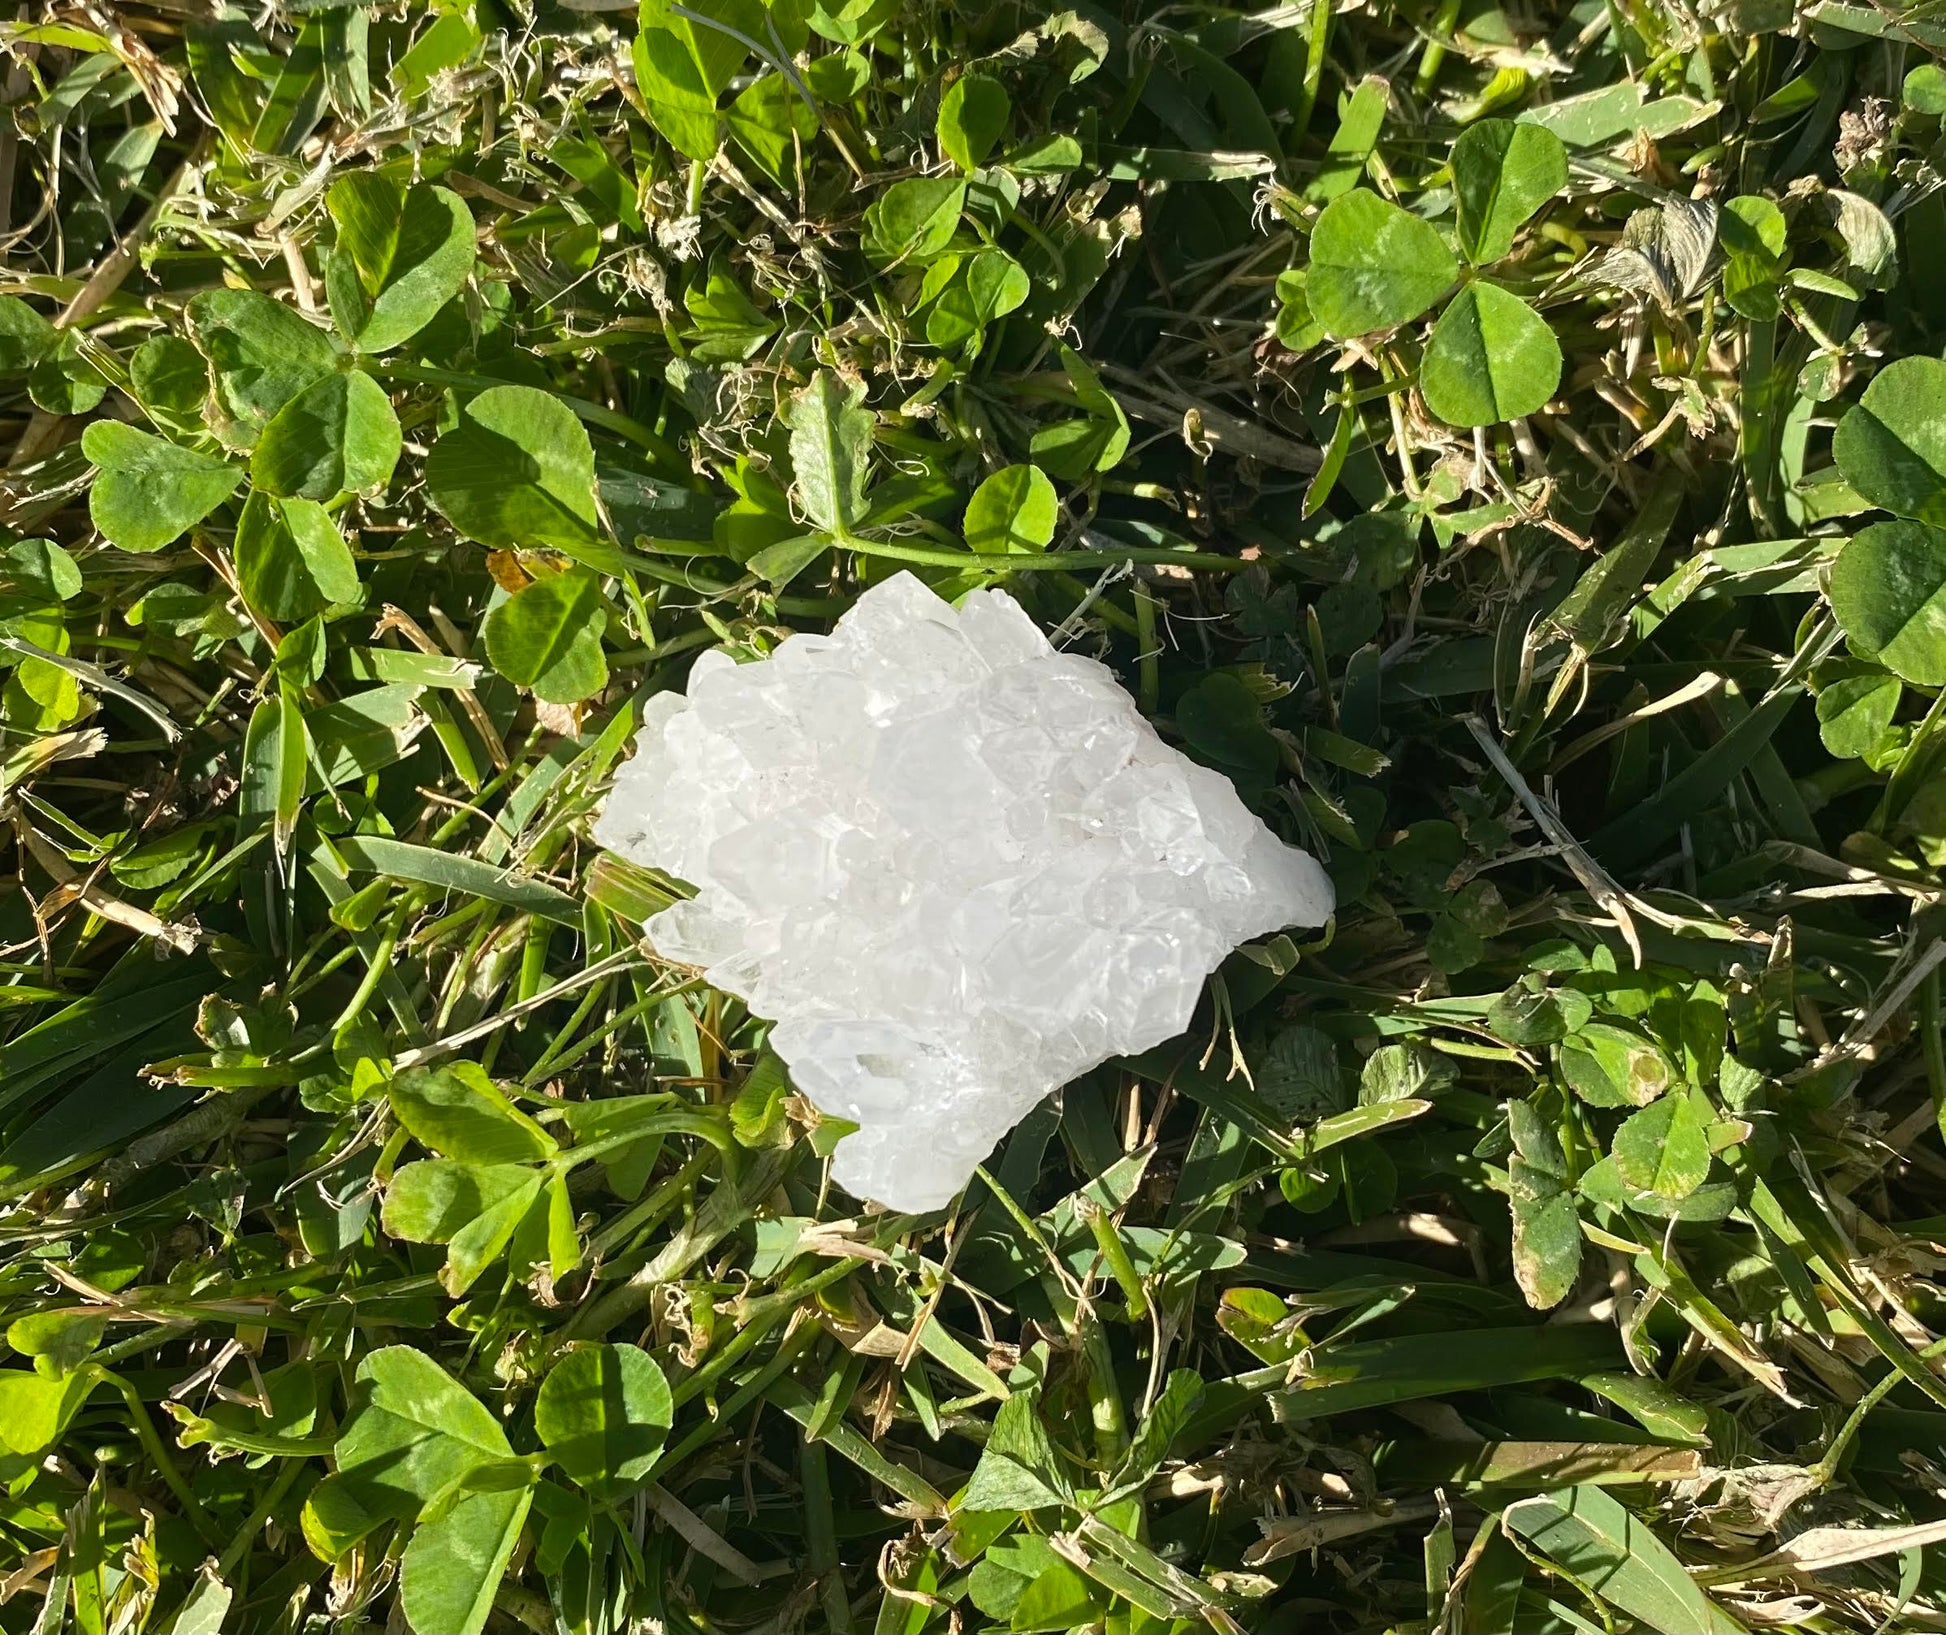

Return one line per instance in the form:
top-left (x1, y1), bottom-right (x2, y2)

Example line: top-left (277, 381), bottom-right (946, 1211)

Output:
top-left (595, 572), bottom-right (1333, 1211)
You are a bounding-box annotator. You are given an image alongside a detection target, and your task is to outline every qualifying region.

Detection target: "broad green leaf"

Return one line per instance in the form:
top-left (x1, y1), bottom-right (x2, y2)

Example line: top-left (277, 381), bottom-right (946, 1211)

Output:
top-left (1451, 119), bottom-right (1567, 264)
top-left (5, 1308), bottom-right (106, 1372)
top-left (325, 177), bottom-right (476, 353)
top-left (1816, 671), bottom-right (1901, 757)
top-left (1257, 1026), bottom-right (1346, 1118)
top-left (168, 1564), bottom-right (233, 1635)
top-left (272, 610), bottom-right (327, 681)
top-left (1557, 1023), bottom-right (1672, 1108)
top-left (746, 535), bottom-right (827, 589)
top-left (631, 27), bottom-right (720, 161)
top-left (1215, 1287), bottom-right (1306, 1366)
top-left (1725, 194), bottom-right (1788, 260)
top-left (390, 6), bottom-right (479, 99)
top-left (926, 249), bottom-right (1029, 353)
top-left (1516, 83), bottom-right (1712, 147)
top-left (640, 0), bottom-right (774, 97)
top-left (1508, 1180), bottom-right (1583, 1309)
top-left (250, 368), bottom-right (402, 500)
top-left (1010, 132), bottom-right (1082, 173)
top-left (1504, 1487), bottom-right (1747, 1633)
top-left (301, 1476), bottom-right (382, 1561)
top-left (442, 1170), bottom-right (546, 1295)
top-left (1488, 980), bottom-right (1593, 1046)
top-left (963, 463), bottom-right (1057, 554)
top-left (82, 421), bottom-right (240, 553)
top-left (969, 1534), bottom-right (1062, 1621)
top-left (235, 491), bottom-right (362, 620)
top-left (8, 651), bottom-right (81, 731)
top-left (4, 656), bottom-right (87, 735)
top-left (938, 73), bottom-right (1009, 171)
top-left (29, 329), bottom-right (107, 415)
top-left (787, 370), bottom-right (872, 540)
top-left (1612, 1092), bottom-right (1712, 1201)
top-left (0, 296), bottom-right (53, 374)
top-left (1722, 250), bottom-right (1783, 321)
top-left (1906, 63), bottom-right (1946, 114)
top-left (1306, 190), bottom-right (1457, 338)
top-left (128, 334), bottom-right (211, 435)
top-left (1176, 671), bottom-right (1279, 780)
top-left (400, 1485), bottom-right (533, 1635)
top-left (516, 1168), bottom-right (581, 1287)
top-left (728, 1054), bottom-right (791, 1147)
top-left (683, 264), bottom-right (777, 364)
top-left (483, 570), bottom-right (609, 705)
top-left (1820, 188), bottom-right (1897, 292)
top-left (864, 176), bottom-right (966, 266)
top-left (425, 384), bottom-right (601, 553)
top-left (386, 1063), bottom-right (558, 1165)
top-left (599, 461), bottom-right (720, 544)
top-left (7, 538), bottom-right (81, 602)
top-left (1828, 520), bottom-right (1946, 684)
top-left (1275, 267), bottom-right (1325, 353)
top-left (961, 1448), bottom-right (1066, 1513)
top-left (333, 1345), bottom-right (512, 1520)
top-left (184, 288), bottom-right (340, 449)
top-left (382, 1159), bottom-right (540, 1244)
top-left (1306, 1099), bottom-right (1430, 1154)
top-left (535, 1342), bottom-right (673, 1503)
top-left (275, 611), bottom-right (332, 690)
top-left (1359, 1041), bottom-right (1459, 1102)
top-left (1008, 1558), bottom-right (1102, 1630)
top-left (959, 1387), bottom-right (1070, 1511)
top-left (1506, 1093), bottom-right (1562, 1167)
top-left (1029, 413), bottom-right (1129, 480)
top-left (0, 1368), bottom-right (95, 1454)
top-left (1420, 282), bottom-right (1562, 426)
top-left (1029, 345), bottom-right (1130, 479)
top-left (803, 48), bottom-right (869, 99)
top-left (110, 827), bottom-right (210, 892)
top-left (322, 173), bottom-right (407, 293)
top-left (1832, 356), bottom-right (1946, 526)
top-left (1429, 877), bottom-right (1509, 971)
top-left (726, 72), bottom-right (818, 183)
top-left (804, 0), bottom-right (900, 46)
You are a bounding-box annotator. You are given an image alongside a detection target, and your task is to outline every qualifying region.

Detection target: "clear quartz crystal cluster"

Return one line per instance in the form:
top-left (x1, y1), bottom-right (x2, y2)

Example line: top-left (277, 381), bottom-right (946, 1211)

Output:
top-left (595, 572), bottom-right (1334, 1211)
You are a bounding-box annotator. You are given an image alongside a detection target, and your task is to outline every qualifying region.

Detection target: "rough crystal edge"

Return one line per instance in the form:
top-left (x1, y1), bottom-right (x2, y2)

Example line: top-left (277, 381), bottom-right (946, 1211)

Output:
top-left (592, 572), bottom-right (1337, 1213)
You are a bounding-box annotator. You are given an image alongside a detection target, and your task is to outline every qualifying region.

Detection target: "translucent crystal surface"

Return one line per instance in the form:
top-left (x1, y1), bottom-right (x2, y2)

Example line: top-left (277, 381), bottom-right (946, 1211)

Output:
top-left (595, 572), bottom-right (1334, 1211)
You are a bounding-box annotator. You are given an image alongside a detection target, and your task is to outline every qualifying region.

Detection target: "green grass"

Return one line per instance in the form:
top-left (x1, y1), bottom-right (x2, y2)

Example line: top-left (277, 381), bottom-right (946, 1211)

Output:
top-left (0, 1), bottom-right (1944, 1632)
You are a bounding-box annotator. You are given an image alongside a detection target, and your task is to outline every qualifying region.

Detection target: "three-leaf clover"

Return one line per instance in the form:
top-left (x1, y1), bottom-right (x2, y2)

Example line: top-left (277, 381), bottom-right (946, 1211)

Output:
top-left (1293, 118), bottom-right (1568, 427)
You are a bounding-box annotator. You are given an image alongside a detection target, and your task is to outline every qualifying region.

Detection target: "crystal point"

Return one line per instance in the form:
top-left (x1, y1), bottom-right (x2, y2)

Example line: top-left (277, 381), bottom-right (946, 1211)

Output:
top-left (594, 572), bottom-right (1333, 1211)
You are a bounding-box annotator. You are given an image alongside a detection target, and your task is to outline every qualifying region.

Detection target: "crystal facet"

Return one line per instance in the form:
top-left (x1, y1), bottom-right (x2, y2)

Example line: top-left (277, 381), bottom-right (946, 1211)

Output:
top-left (595, 572), bottom-right (1333, 1211)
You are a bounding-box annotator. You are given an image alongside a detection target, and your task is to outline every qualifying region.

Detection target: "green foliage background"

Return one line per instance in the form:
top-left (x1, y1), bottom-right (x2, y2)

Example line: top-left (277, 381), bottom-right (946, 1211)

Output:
top-left (0, 0), bottom-right (1944, 1630)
